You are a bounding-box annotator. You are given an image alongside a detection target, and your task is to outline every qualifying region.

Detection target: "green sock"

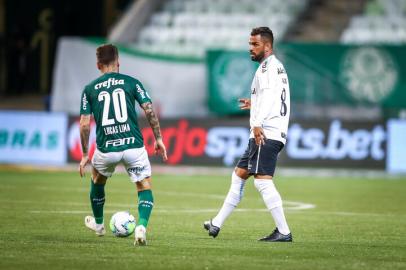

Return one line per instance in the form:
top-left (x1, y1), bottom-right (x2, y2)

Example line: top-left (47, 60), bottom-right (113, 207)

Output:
top-left (90, 180), bottom-right (105, 224)
top-left (138, 190), bottom-right (154, 227)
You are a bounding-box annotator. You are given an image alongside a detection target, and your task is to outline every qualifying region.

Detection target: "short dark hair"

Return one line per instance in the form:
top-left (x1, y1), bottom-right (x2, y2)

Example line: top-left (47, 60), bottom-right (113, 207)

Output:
top-left (96, 44), bottom-right (118, 65)
top-left (251, 27), bottom-right (274, 46)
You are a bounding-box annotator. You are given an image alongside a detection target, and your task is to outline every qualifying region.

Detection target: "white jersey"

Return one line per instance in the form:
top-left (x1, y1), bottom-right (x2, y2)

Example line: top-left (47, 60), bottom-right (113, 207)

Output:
top-left (250, 54), bottom-right (290, 144)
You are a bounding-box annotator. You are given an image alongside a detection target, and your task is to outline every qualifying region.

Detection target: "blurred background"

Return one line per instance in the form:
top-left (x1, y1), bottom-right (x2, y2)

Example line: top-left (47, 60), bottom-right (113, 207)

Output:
top-left (0, 0), bottom-right (405, 173)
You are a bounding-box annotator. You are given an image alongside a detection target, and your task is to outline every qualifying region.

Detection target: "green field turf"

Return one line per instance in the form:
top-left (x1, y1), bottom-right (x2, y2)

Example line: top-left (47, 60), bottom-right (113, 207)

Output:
top-left (0, 168), bottom-right (405, 270)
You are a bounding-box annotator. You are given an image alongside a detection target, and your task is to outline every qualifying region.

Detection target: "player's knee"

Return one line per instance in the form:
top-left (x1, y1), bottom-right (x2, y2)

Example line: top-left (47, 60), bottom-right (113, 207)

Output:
top-left (234, 167), bottom-right (249, 180)
top-left (225, 172), bottom-right (246, 205)
top-left (225, 190), bottom-right (242, 206)
top-left (228, 187), bottom-right (242, 202)
top-left (136, 177), bottom-right (152, 191)
top-left (92, 169), bottom-right (107, 185)
top-left (254, 179), bottom-right (282, 208)
top-left (254, 179), bottom-right (274, 194)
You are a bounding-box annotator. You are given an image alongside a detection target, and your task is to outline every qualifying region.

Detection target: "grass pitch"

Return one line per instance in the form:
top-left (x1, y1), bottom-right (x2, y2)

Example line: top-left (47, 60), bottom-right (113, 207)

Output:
top-left (0, 168), bottom-right (405, 270)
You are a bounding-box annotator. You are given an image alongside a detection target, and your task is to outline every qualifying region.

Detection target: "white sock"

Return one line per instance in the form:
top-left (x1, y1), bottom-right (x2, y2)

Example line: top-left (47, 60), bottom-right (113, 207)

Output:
top-left (254, 179), bottom-right (290, 235)
top-left (212, 172), bottom-right (246, 227)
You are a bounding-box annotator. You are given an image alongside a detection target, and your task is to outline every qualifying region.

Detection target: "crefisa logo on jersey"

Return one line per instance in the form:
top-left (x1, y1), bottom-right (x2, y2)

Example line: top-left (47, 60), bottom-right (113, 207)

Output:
top-left (95, 78), bottom-right (124, 90)
top-left (339, 47), bottom-right (398, 103)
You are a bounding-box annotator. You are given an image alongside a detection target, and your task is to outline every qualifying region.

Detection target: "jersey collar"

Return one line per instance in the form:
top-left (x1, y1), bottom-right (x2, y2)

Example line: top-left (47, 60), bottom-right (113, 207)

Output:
top-left (257, 54), bottom-right (274, 73)
top-left (261, 54), bottom-right (274, 64)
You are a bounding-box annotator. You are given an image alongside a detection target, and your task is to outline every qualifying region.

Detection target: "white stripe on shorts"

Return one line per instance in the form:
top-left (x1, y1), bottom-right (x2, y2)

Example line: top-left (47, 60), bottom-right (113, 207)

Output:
top-left (255, 144), bottom-right (261, 174)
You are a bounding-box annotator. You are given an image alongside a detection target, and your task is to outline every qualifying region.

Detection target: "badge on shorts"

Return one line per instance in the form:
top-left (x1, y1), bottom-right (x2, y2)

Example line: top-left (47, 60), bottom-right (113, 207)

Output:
top-left (127, 166), bottom-right (145, 175)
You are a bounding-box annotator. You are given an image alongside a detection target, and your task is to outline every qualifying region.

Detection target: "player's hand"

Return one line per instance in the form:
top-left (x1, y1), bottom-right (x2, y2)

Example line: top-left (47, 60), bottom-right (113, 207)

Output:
top-left (238, 98), bottom-right (251, 110)
top-left (79, 155), bottom-right (90, 177)
top-left (155, 138), bottom-right (168, 162)
top-left (253, 127), bottom-right (266, 145)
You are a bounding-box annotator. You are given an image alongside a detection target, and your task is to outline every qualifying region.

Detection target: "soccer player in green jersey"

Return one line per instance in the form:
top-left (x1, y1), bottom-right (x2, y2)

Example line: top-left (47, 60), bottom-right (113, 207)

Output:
top-left (79, 44), bottom-right (167, 246)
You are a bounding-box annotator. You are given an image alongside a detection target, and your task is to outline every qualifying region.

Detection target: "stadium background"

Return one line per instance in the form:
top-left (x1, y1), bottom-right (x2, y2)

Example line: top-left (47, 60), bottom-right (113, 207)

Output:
top-left (0, 1), bottom-right (406, 269)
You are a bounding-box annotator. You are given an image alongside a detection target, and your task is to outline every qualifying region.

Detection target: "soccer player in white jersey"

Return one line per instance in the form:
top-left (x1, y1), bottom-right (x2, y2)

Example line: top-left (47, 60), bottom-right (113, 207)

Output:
top-left (204, 27), bottom-right (292, 242)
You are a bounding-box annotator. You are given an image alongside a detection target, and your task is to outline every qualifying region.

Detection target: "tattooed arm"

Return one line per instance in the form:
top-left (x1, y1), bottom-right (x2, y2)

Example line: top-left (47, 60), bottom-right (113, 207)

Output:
top-left (79, 115), bottom-right (91, 177)
top-left (141, 102), bottom-right (162, 140)
top-left (141, 102), bottom-right (168, 161)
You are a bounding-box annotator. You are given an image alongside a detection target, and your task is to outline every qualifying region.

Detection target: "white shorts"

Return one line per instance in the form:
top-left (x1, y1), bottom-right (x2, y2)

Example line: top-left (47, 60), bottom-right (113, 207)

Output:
top-left (91, 147), bottom-right (151, 182)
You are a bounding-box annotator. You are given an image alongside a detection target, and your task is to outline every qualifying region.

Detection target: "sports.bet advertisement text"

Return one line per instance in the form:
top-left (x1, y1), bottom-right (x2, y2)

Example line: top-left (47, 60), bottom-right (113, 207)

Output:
top-left (1, 111), bottom-right (404, 172)
top-left (66, 116), bottom-right (406, 172)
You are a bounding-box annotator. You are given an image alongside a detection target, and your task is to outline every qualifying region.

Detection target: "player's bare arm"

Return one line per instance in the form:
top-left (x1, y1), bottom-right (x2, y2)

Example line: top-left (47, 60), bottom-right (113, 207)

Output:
top-left (79, 114), bottom-right (91, 177)
top-left (238, 98), bottom-right (251, 110)
top-left (141, 102), bottom-right (168, 161)
top-left (141, 102), bottom-right (162, 141)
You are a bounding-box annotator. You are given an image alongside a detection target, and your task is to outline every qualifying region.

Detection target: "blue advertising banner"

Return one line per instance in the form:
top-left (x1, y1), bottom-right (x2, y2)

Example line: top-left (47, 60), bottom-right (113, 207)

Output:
top-left (0, 111), bottom-right (68, 165)
top-left (387, 119), bottom-right (406, 173)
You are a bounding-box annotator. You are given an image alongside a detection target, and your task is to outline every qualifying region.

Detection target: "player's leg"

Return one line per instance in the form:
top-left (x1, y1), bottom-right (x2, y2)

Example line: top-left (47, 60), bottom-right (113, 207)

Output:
top-left (134, 177), bottom-right (153, 245)
top-left (85, 149), bottom-right (120, 236)
top-left (204, 140), bottom-right (253, 238)
top-left (123, 147), bottom-right (153, 246)
top-left (207, 168), bottom-right (249, 230)
top-left (85, 167), bottom-right (108, 236)
top-left (253, 139), bottom-right (292, 242)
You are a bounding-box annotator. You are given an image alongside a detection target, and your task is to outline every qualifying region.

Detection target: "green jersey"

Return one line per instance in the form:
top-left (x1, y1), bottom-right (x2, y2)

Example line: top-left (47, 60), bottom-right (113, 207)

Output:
top-left (80, 72), bottom-right (151, 153)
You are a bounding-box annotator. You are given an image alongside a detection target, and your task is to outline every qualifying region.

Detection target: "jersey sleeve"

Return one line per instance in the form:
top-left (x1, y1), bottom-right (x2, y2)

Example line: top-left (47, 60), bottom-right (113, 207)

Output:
top-left (257, 66), bottom-right (273, 90)
top-left (80, 86), bottom-right (92, 115)
top-left (133, 79), bottom-right (152, 105)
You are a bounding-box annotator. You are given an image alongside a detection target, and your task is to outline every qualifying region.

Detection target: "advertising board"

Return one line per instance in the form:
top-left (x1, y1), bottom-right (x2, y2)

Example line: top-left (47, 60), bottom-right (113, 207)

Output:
top-left (67, 117), bottom-right (392, 169)
top-left (0, 111), bottom-right (67, 165)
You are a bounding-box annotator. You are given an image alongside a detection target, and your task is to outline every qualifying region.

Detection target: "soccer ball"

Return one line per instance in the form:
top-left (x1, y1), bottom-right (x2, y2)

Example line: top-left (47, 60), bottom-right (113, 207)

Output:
top-left (109, 211), bottom-right (136, 237)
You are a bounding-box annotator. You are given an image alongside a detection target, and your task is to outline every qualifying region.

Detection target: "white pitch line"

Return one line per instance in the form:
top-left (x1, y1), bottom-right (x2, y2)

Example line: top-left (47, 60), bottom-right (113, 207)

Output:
top-left (27, 200), bottom-right (316, 214)
top-left (157, 191), bottom-right (225, 200)
top-left (28, 208), bottom-right (286, 214)
top-left (309, 211), bottom-right (396, 217)
top-left (0, 200), bottom-right (135, 208)
top-left (32, 187), bottom-right (227, 198)
top-left (27, 187), bottom-right (316, 208)
top-left (284, 200), bottom-right (315, 210)
top-left (28, 209), bottom-right (401, 218)
top-left (4, 198), bottom-right (315, 211)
